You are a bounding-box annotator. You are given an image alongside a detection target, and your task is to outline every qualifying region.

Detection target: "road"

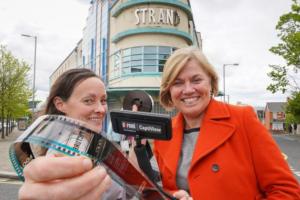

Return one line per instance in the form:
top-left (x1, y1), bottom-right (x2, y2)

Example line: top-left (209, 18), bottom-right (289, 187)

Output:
top-left (0, 178), bottom-right (21, 200)
top-left (0, 134), bottom-right (299, 199)
top-left (273, 135), bottom-right (300, 181)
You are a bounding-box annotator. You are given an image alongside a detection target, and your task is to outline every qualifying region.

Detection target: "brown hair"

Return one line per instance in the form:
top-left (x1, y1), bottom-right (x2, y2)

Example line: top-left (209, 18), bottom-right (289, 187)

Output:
top-left (160, 46), bottom-right (219, 109)
top-left (45, 68), bottom-right (100, 115)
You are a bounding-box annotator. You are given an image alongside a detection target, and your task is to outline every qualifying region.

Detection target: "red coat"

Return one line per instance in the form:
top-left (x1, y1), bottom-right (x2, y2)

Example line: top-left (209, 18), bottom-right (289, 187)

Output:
top-left (154, 99), bottom-right (300, 200)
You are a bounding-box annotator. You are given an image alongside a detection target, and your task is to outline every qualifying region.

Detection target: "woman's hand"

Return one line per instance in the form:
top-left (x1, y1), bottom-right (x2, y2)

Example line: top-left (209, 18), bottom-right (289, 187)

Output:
top-left (19, 156), bottom-right (112, 200)
top-left (173, 190), bottom-right (193, 200)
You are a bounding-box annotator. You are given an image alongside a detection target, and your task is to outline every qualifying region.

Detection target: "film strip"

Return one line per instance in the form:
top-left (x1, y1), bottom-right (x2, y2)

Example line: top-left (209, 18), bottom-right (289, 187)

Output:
top-left (9, 115), bottom-right (166, 200)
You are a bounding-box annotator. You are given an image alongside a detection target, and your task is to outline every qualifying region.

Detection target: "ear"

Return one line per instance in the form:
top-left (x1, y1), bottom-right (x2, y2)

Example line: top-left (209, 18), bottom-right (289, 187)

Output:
top-left (53, 96), bottom-right (66, 113)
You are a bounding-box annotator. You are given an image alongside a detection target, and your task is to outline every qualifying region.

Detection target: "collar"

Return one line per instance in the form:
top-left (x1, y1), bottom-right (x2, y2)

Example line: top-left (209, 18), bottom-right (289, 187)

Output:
top-left (156, 99), bottom-right (236, 180)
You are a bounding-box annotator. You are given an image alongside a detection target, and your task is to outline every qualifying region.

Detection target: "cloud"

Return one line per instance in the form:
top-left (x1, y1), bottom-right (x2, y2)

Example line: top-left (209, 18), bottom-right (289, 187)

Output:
top-left (76, 0), bottom-right (91, 5)
top-left (0, 0), bottom-right (89, 101)
top-left (0, 0), bottom-right (295, 107)
top-left (190, 0), bottom-right (292, 106)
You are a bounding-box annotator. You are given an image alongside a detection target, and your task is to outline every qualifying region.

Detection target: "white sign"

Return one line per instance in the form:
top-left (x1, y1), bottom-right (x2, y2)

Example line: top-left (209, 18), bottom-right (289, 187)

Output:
top-left (135, 8), bottom-right (180, 26)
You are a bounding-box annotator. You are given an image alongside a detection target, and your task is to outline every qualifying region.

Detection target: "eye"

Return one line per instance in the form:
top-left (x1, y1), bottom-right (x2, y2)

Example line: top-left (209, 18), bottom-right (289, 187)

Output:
top-left (172, 80), bottom-right (183, 86)
top-left (192, 78), bottom-right (203, 83)
top-left (100, 98), bottom-right (107, 105)
top-left (83, 98), bottom-right (94, 105)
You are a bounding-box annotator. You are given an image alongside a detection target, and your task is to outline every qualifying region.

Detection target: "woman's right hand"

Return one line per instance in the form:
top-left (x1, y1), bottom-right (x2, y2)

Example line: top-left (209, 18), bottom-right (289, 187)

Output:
top-left (19, 156), bottom-right (112, 200)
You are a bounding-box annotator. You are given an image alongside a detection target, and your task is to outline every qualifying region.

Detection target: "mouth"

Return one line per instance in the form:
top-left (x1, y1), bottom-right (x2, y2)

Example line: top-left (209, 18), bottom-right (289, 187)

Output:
top-left (88, 117), bottom-right (103, 123)
top-left (85, 117), bottom-right (103, 132)
top-left (181, 97), bottom-right (200, 105)
top-left (86, 116), bottom-right (103, 127)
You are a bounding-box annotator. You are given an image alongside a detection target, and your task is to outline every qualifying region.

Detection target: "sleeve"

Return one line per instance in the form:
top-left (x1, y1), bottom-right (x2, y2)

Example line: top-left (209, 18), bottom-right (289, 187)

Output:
top-left (153, 141), bottom-right (162, 179)
top-left (153, 141), bottom-right (177, 194)
top-left (243, 106), bottom-right (300, 199)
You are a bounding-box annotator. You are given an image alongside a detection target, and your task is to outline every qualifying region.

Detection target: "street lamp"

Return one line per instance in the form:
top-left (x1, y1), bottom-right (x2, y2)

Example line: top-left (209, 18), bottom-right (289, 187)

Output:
top-left (226, 94), bottom-right (230, 103)
top-left (223, 63), bottom-right (238, 102)
top-left (21, 34), bottom-right (37, 113)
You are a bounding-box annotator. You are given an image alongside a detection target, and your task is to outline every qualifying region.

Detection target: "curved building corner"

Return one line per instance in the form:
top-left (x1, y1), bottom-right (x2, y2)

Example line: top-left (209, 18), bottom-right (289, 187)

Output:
top-left (50, 0), bottom-right (201, 140)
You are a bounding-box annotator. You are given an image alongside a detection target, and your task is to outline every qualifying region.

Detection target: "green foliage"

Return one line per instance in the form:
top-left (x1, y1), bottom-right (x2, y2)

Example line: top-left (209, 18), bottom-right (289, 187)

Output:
top-left (267, 65), bottom-right (289, 93)
top-left (268, 0), bottom-right (300, 94)
top-left (0, 45), bottom-right (32, 138)
top-left (286, 91), bottom-right (300, 123)
top-left (285, 113), bottom-right (297, 125)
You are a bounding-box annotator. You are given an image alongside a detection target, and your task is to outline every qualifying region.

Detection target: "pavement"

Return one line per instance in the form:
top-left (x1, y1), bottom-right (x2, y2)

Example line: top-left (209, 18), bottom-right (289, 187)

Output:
top-left (0, 128), bottom-right (23, 179)
top-left (275, 132), bottom-right (300, 139)
top-left (291, 134), bottom-right (300, 140)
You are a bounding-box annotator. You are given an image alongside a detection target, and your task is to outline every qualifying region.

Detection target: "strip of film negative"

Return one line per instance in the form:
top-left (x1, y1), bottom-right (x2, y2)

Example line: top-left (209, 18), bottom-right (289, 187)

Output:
top-left (9, 115), bottom-right (167, 200)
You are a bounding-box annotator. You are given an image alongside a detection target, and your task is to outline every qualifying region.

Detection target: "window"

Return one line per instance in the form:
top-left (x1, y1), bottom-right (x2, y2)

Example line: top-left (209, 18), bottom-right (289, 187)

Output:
top-left (123, 56), bottom-right (131, 62)
top-left (123, 61), bottom-right (131, 68)
top-left (132, 47), bottom-right (142, 55)
top-left (159, 59), bottom-right (166, 66)
top-left (144, 46), bottom-right (157, 54)
top-left (159, 54), bottom-right (169, 60)
top-left (122, 67), bottom-right (130, 74)
top-left (132, 66), bottom-right (142, 72)
top-left (144, 59), bottom-right (156, 66)
top-left (123, 48), bottom-right (131, 56)
top-left (144, 65), bottom-right (157, 72)
top-left (114, 51), bottom-right (121, 67)
top-left (159, 65), bottom-right (164, 72)
top-left (159, 46), bottom-right (171, 54)
top-left (144, 54), bottom-right (157, 59)
top-left (131, 54), bottom-right (142, 60)
top-left (131, 60), bottom-right (142, 66)
top-left (272, 122), bottom-right (284, 130)
top-left (112, 46), bottom-right (175, 76)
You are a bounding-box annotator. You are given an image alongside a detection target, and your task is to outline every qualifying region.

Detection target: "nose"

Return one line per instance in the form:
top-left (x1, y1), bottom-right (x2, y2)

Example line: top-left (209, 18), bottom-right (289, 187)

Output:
top-left (94, 102), bottom-right (107, 114)
top-left (182, 82), bottom-right (195, 94)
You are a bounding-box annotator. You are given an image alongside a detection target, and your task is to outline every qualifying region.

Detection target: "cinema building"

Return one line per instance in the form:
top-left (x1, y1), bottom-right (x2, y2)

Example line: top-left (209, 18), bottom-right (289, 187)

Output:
top-left (50, 0), bottom-right (201, 139)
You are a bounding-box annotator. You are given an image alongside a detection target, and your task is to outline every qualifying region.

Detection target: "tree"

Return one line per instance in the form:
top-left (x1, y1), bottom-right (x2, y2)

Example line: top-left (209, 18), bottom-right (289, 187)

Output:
top-left (267, 0), bottom-right (300, 94)
top-left (0, 45), bottom-right (31, 139)
top-left (286, 92), bottom-right (300, 123)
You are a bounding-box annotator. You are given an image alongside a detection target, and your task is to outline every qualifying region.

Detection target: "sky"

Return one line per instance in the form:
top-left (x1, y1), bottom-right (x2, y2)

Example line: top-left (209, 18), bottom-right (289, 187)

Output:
top-left (0, 0), bottom-right (295, 107)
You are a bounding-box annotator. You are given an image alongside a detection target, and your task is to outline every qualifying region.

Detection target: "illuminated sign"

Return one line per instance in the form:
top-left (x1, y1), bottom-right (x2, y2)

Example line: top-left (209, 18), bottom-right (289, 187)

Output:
top-left (135, 8), bottom-right (180, 26)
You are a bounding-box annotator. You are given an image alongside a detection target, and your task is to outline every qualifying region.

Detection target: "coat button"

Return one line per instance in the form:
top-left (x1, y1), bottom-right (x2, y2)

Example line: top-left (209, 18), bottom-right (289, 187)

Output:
top-left (211, 164), bottom-right (220, 172)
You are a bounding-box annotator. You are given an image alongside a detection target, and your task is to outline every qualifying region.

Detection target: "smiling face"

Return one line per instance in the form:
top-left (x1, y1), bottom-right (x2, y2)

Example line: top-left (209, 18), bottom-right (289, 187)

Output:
top-left (170, 58), bottom-right (212, 128)
top-left (54, 77), bottom-right (107, 132)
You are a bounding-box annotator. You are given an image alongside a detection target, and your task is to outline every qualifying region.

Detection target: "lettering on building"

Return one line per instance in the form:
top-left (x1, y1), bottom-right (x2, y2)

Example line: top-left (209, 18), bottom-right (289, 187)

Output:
top-left (135, 8), bottom-right (180, 26)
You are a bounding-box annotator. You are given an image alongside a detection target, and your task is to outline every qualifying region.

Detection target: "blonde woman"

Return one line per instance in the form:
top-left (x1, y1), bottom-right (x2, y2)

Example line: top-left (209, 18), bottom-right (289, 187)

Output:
top-left (154, 46), bottom-right (300, 200)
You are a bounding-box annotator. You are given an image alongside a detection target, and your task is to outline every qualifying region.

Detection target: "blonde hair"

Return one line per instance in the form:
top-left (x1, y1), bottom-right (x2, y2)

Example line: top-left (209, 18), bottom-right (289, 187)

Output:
top-left (160, 46), bottom-right (219, 109)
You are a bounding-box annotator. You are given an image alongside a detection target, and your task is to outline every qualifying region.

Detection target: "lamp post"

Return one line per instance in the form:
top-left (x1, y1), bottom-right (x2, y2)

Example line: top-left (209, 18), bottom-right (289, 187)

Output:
top-left (223, 63), bottom-right (238, 102)
top-left (225, 94), bottom-right (230, 104)
top-left (21, 34), bottom-right (37, 113)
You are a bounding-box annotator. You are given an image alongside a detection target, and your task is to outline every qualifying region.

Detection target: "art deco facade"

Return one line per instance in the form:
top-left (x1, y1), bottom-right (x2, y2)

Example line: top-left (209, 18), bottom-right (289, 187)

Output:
top-left (50, 0), bottom-right (201, 139)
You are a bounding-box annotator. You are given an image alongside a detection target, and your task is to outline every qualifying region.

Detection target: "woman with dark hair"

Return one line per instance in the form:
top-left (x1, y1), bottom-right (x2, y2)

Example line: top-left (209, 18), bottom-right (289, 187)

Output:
top-left (18, 68), bottom-right (115, 200)
top-left (45, 68), bottom-right (99, 114)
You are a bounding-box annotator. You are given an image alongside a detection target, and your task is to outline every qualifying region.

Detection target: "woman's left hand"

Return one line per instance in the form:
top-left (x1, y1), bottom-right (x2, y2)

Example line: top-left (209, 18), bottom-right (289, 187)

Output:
top-left (173, 190), bottom-right (193, 200)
